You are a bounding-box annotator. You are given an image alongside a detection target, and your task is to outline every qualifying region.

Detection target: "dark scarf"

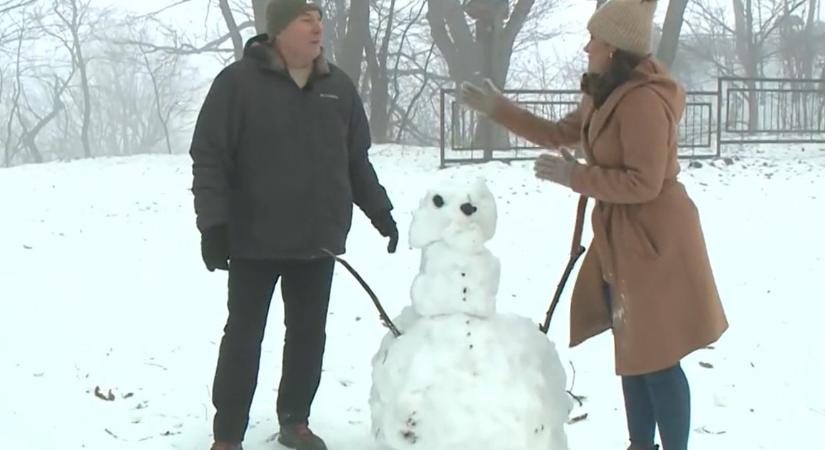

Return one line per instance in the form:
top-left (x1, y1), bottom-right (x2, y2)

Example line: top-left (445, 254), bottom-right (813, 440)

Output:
top-left (581, 50), bottom-right (646, 108)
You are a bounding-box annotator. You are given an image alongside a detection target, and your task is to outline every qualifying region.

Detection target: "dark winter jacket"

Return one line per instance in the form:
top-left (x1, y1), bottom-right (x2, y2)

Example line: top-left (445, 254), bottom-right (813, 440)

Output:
top-left (189, 34), bottom-right (393, 259)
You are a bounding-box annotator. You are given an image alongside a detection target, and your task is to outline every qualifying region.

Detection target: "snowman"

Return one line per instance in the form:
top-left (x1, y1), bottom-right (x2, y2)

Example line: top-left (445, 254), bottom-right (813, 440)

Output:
top-left (369, 177), bottom-right (572, 450)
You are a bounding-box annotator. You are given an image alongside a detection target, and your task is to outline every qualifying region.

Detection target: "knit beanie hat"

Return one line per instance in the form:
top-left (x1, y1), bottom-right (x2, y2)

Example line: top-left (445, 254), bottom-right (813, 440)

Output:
top-left (587, 0), bottom-right (657, 56)
top-left (266, 0), bottom-right (322, 39)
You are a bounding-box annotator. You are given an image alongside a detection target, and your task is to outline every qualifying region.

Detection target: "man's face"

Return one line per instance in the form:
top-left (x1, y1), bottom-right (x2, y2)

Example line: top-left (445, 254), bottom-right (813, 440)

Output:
top-left (277, 10), bottom-right (323, 63)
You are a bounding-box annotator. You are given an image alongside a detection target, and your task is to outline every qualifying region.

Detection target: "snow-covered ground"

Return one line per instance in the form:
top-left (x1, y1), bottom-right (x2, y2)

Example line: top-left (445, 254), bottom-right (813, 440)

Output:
top-left (1, 143), bottom-right (823, 449)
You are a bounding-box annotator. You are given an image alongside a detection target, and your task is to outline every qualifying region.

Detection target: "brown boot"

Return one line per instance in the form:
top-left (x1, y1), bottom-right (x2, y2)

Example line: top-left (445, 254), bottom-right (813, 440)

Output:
top-left (210, 441), bottom-right (242, 450)
top-left (277, 423), bottom-right (327, 450)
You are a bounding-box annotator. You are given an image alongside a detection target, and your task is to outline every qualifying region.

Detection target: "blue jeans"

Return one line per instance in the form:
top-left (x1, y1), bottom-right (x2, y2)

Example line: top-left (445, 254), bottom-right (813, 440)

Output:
top-left (622, 363), bottom-right (691, 450)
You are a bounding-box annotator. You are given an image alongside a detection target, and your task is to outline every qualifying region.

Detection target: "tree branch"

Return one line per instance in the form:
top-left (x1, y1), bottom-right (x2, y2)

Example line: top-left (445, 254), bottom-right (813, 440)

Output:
top-left (0, 0), bottom-right (36, 15)
top-left (112, 21), bottom-right (253, 56)
top-left (395, 43), bottom-right (436, 142)
top-left (502, 0), bottom-right (536, 48)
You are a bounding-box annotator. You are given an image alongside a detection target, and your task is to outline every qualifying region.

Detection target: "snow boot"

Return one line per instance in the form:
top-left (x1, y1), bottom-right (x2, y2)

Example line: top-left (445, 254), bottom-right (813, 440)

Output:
top-left (209, 441), bottom-right (242, 450)
top-left (627, 445), bottom-right (659, 450)
top-left (277, 423), bottom-right (327, 450)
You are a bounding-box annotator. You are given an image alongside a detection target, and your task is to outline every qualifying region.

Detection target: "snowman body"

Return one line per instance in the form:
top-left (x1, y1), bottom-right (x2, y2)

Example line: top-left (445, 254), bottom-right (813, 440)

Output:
top-left (369, 178), bottom-right (571, 450)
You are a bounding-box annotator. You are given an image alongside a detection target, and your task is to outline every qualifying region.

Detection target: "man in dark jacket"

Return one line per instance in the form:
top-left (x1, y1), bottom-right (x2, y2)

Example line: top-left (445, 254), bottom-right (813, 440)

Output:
top-left (189, 2), bottom-right (397, 449)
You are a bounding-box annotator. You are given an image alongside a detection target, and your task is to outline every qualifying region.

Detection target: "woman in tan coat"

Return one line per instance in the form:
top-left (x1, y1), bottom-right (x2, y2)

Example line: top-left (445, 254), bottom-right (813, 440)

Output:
top-left (461, 1), bottom-right (727, 449)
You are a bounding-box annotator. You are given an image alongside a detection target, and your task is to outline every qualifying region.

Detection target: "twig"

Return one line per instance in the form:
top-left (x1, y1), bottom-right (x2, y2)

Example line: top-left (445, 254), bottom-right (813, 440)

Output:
top-left (565, 361), bottom-right (586, 407)
top-left (0, 0), bottom-right (35, 15)
top-left (145, 362), bottom-right (168, 371)
top-left (321, 249), bottom-right (401, 337)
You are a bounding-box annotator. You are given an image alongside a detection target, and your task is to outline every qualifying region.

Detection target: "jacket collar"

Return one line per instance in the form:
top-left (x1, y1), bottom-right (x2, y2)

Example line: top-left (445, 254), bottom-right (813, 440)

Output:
top-left (243, 34), bottom-right (331, 77)
top-left (584, 57), bottom-right (681, 149)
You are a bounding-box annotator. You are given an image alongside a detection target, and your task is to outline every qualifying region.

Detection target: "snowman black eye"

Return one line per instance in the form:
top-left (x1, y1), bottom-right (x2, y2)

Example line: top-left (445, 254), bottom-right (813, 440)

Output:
top-left (433, 195), bottom-right (445, 208)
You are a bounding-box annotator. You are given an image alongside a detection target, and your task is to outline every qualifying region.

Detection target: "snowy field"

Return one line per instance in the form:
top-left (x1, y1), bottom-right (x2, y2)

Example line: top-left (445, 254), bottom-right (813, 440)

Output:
top-left (1, 143), bottom-right (823, 449)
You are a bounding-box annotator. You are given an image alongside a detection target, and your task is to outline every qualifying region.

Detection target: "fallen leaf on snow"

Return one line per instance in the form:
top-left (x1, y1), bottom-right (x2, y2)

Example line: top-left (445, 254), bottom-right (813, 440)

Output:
top-left (94, 386), bottom-right (116, 401)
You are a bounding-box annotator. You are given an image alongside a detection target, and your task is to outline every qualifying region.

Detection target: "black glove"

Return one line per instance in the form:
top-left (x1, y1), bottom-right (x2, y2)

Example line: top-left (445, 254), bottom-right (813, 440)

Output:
top-left (371, 210), bottom-right (398, 254)
top-left (200, 225), bottom-right (230, 271)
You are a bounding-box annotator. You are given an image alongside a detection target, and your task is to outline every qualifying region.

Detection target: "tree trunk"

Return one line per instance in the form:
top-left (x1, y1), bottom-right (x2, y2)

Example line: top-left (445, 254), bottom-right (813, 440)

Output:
top-left (426, 0), bottom-right (535, 156)
top-left (427, 0), bottom-right (534, 87)
top-left (732, 0), bottom-right (759, 131)
top-left (76, 52), bottom-right (91, 157)
top-left (4, 29), bottom-right (24, 166)
top-left (17, 119), bottom-right (43, 163)
top-left (656, 0), bottom-right (688, 67)
top-left (365, 0), bottom-right (397, 144)
top-left (426, 0), bottom-right (481, 84)
top-left (17, 74), bottom-right (72, 163)
top-left (337, 0), bottom-right (369, 85)
top-left (251, 0), bottom-right (269, 35)
top-left (802, 0), bottom-right (817, 79)
top-left (67, 0), bottom-right (92, 158)
top-left (219, 0), bottom-right (244, 61)
top-left (141, 50), bottom-right (173, 154)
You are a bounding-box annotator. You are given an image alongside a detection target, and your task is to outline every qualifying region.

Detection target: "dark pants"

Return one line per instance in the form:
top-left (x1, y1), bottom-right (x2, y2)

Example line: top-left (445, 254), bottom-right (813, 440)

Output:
top-left (212, 258), bottom-right (335, 443)
top-left (622, 363), bottom-right (691, 450)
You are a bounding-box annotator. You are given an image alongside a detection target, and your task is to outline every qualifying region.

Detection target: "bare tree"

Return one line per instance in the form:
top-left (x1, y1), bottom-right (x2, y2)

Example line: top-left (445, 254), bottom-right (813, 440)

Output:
top-left (114, 27), bottom-right (251, 62)
top-left (139, 47), bottom-right (173, 155)
top-left (775, 0), bottom-right (824, 128)
top-left (364, 0), bottom-right (401, 143)
top-left (778, 0), bottom-right (823, 80)
top-left (114, 1), bottom-right (254, 66)
top-left (424, 0), bottom-right (558, 153)
top-left (312, 0), bottom-right (446, 144)
top-left (657, 0), bottom-right (689, 67)
top-left (0, 2), bottom-right (51, 166)
top-left (426, 0), bottom-right (548, 88)
top-left (97, 16), bottom-right (197, 157)
top-left (394, 42), bottom-right (437, 142)
top-left (0, 0), bottom-right (202, 165)
top-left (16, 74), bottom-right (74, 164)
top-left (733, 0), bottom-right (806, 129)
top-left (681, 4), bottom-right (740, 78)
top-left (50, 0), bottom-right (94, 158)
top-left (3, 28), bottom-right (24, 166)
top-left (682, 0), bottom-right (808, 129)
top-left (335, 0), bottom-right (370, 84)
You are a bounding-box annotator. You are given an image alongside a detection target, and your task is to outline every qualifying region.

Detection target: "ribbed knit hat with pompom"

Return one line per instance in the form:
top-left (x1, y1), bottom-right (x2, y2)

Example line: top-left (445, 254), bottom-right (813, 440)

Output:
top-left (587, 0), bottom-right (658, 56)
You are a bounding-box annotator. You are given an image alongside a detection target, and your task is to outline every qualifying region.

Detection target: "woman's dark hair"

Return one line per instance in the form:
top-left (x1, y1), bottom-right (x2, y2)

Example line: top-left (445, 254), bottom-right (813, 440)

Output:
top-left (581, 49), bottom-right (646, 108)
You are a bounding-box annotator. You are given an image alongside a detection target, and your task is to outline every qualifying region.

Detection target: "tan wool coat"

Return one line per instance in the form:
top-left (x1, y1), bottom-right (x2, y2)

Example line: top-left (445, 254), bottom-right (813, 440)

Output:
top-left (492, 58), bottom-right (728, 375)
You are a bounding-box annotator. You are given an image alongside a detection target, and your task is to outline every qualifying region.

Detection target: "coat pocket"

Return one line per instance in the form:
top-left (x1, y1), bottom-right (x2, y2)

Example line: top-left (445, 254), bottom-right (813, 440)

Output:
top-left (630, 222), bottom-right (659, 258)
top-left (616, 208), bottom-right (659, 259)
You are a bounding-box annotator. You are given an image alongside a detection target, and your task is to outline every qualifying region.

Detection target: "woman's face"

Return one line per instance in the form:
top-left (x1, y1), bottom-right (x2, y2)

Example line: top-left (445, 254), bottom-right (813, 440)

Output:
top-left (585, 35), bottom-right (614, 74)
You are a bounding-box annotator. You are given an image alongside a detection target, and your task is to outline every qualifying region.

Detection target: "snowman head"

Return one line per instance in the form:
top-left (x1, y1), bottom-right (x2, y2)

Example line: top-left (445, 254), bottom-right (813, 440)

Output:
top-left (409, 177), bottom-right (497, 251)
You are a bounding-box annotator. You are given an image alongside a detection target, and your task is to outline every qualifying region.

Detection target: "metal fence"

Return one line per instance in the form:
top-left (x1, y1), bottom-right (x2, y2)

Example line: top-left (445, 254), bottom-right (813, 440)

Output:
top-left (716, 77), bottom-right (825, 155)
top-left (439, 77), bottom-right (825, 166)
